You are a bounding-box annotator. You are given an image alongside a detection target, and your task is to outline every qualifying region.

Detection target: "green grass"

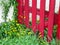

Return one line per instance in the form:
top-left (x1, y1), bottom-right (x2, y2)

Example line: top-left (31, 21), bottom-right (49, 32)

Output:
top-left (0, 35), bottom-right (39, 45)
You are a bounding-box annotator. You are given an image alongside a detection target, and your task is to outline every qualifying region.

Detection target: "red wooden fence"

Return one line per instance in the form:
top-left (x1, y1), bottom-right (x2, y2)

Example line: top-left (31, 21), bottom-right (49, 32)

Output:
top-left (16, 0), bottom-right (60, 42)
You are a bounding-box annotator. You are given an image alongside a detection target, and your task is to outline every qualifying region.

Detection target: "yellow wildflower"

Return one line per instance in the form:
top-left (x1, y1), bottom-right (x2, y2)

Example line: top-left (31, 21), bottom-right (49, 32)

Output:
top-left (16, 20), bottom-right (18, 22)
top-left (13, 30), bottom-right (16, 32)
top-left (5, 30), bottom-right (7, 34)
top-left (10, 26), bottom-right (13, 28)
top-left (24, 31), bottom-right (25, 33)
top-left (43, 42), bottom-right (45, 44)
top-left (16, 24), bottom-right (19, 26)
top-left (28, 32), bottom-right (32, 35)
top-left (7, 32), bottom-right (11, 35)
top-left (17, 33), bottom-right (20, 36)
top-left (21, 33), bottom-right (24, 35)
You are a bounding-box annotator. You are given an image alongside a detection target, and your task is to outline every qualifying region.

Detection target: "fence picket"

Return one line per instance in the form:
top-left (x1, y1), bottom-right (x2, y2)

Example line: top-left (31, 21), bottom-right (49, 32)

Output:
top-left (32, 0), bottom-right (37, 33)
top-left (24, 0), bottom-right (29, 27)
top-left (47, 0), bottom-right (55, 42)
top-left (38, 0), bottom-right (46, 38)
top-left (17, 0), bottom-right (23, 24)
top-left (17, 0), bottom-right (59, 42)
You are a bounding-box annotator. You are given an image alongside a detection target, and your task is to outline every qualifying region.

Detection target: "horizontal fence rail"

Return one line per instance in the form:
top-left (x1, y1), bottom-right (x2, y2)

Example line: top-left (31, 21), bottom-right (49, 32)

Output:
top-left (17, 0), bottom-right (60, 42)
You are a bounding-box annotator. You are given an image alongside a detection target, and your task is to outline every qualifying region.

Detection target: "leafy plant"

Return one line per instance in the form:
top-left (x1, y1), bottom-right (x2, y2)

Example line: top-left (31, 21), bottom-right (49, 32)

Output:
top-left (0, 21), bottom-right (39, 45)
top-left (1, 0), bottom-right (18, 22)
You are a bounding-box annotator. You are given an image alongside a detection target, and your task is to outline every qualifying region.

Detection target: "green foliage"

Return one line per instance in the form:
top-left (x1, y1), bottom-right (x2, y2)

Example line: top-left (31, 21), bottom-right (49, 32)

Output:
top-left (0, 21), bottom-right (57, 45)
top-left (1, 0), bottom-right (18, 22)
top-left (0, 21), bottom-right (33, 39)
top-left (0, 36), bottom-right (39, 45)
top-left (50, 39), bottom-right (57, 45)
top-left (38, 38), bottom-right (49, 45)
top-left (2, 1), bottom-right (10, 22)
top-left (0, 21), bottom-right (39, 45)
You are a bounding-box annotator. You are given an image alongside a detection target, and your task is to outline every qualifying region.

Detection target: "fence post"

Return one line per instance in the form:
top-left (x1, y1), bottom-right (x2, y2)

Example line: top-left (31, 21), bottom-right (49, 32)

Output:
top-left (32, 0), bottom-right (37, 33)
top-left (17, 0), bottom-right (24, 24)
top-left (47, 0), bottom-right (55, 42)
top-left (24, 0), bottom-right (29, 28)
top-left (38, 0), bottom-right (46, 38)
